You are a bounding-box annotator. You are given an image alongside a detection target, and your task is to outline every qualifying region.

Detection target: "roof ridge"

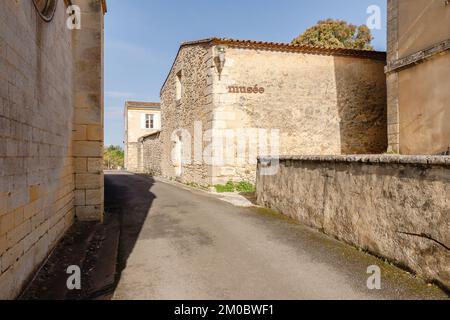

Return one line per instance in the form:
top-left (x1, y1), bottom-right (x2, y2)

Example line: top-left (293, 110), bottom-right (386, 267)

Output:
top-left (126, 101), bottom-right (160, 104)
top-left (126, 101), bottom-right (161, 108)
top-left (161, 37), bottom-right (386, 94)
top-left (179, 37), bottom-right (386, 56)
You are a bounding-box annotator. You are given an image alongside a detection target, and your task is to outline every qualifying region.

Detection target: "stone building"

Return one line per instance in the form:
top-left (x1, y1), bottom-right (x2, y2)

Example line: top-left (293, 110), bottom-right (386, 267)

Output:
top-left (386, 0), bottom-right (450, 154)
top-left (139, 131), bottom-right (162, 176)
top-left (124, 101), bottom-right (161, 172)
top-left (156, 38), bottom-right (387, 187)
top-left (0, 0), bottom-right (106, 299)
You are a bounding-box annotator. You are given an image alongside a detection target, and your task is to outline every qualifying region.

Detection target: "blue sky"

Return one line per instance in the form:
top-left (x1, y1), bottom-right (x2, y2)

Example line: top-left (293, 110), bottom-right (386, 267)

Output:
top-left (104, 0), bottom-right (387, 147)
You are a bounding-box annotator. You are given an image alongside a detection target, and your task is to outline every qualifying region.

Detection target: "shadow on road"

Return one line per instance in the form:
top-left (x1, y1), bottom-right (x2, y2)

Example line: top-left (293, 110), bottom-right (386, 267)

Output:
top-left (105, 173), bottom-right (157, 288)
top-left (19, 172), bottom-right (156, 300)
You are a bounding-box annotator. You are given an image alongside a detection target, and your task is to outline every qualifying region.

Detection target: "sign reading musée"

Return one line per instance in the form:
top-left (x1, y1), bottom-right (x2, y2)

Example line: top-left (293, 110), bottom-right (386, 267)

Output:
top-left (228, 85), bottom-right (265, 94)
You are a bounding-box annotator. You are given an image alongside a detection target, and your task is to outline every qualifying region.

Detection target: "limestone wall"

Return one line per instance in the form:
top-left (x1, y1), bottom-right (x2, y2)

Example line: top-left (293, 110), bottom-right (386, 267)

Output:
top-left (160, 44), bottom-right (213, 187)
top-left (126, 142), bottom-right (140, 172)
top-left (0, 0), bottom-right (104, 299)
top-left (72, 0), bottom-right (105, 221)
top-left (397, 0), bottom-right (450, 58)
top-left (210, 46), bottom-right (387, 184)
top-left (124, 108), bottom-right (161, 172)
top-left (398, 54), bottom-right (450, 155)
top-left (160, 41), bottom-right (387, 186)
top-left (257, 155), bottom-right (450, 289)
top-left (387, 0), bottom-right (450, 154)
top-left (140, 133), bottom-right (162, 175)
top-left (126, 109), bottom-right (161, 143)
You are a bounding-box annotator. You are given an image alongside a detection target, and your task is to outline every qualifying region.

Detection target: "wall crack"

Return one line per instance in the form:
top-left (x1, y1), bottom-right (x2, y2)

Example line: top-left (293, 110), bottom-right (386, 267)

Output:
top-left (397, 231), bottom-right (450, 251)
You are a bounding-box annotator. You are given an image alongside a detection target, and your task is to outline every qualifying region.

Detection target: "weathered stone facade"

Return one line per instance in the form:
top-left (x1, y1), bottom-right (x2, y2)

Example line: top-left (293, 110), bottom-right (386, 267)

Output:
top-left (160, 42), bottom-right (212, 186)
top-left (386, 0), bottom-right (450, 154)
top-left (160, 38), bottom-right (387, 186)
top-left (257, 155), bottom-right (450, 290)
top-left (72, 0), bottom-right (106, 221)
top-left (139, 132), bottom-right (162, 175)
top-left (124, 101), bottom-right (161, 172)
top-left (0, 0), bottom-right (106, 299)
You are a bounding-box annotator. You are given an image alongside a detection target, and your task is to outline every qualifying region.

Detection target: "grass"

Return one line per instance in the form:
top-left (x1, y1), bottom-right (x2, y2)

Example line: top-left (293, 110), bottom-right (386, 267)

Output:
top-left (214, 181), bottom-right (255, 193)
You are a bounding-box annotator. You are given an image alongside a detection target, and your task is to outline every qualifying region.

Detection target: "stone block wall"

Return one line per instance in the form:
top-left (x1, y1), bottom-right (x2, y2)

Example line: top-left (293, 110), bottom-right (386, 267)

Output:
top-left (0, 0), bottom-right (75, 299)
top-left (124, 104), bottom-right (161, 172)
top-left (211, 46), bottom-right (387, 183)
top-left (257, 155), bottom-right (450, 289)
top-left (126, 142), bottom-right (140, 172)
top-left (160, 44), bottom-right (213, 187)
top-left (72, 0), bottom-right (105, 221)
top-left (140, 133), bottom-right (162, 175)
top-left (160, 40), bottom-right (387, 186)
top-left (386, 0), bottom-right (450, 154)
top-left (0, 0), bottom-right (105, 299)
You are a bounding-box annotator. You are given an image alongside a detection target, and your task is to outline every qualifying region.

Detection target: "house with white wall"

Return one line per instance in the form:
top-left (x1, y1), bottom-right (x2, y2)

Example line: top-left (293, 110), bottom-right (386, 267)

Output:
top-left (124, 101), bottom-right (161, 171)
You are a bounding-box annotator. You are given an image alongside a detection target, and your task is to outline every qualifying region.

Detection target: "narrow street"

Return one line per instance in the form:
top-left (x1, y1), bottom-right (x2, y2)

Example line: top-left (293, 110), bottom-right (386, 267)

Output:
top-left (107, 172), bottom-right (448, 300)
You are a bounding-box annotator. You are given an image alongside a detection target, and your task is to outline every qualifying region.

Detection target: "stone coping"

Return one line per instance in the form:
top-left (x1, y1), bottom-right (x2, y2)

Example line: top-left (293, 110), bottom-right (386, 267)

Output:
top-left (258, 155), bottom-right (450, 166)
top-left (139, 130), bottom-right (161, 142)
top-left (385, 39), bottom-right (450, 74)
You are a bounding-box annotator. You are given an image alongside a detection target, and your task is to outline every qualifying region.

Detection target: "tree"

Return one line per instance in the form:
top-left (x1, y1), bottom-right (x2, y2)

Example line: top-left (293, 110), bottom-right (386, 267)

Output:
top-left (103, 145), bottom-right (124, 170)
top-left (292, 19), bottom-right (374, 50)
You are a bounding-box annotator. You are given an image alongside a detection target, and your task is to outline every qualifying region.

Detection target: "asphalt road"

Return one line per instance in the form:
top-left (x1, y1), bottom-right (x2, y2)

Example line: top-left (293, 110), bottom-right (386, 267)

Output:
top-left (106, 172), bottom-right (448, 300)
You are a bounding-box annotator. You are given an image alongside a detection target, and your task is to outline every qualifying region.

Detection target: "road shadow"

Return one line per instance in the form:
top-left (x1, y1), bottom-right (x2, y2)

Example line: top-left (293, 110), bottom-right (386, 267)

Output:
top-left (19, 172), bottom-right (156, 300)
top-left (104, 172), bottom-right (157, 298)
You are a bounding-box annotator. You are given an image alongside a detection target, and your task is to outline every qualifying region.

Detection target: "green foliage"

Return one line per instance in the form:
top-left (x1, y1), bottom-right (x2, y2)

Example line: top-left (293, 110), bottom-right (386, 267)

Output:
top-left (104, 145), bottom-right (124, 170)
top-left (214, 181), bottom-right (255, 193)
top-left (235, 181), bottom-right (256, 193)
top-left (292, 19), bottom-right (374, 50)
top-left (215, 181), bottom-right (236, 193)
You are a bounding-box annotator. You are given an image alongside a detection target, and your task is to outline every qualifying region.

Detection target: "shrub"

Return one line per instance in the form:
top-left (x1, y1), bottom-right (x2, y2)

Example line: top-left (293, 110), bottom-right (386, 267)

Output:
top-left (214, 181), bottom-right (236, 193)
top-left (214, 181), bottom-right (255, 193)
top-left (235, 181), bottom-right (255, 193)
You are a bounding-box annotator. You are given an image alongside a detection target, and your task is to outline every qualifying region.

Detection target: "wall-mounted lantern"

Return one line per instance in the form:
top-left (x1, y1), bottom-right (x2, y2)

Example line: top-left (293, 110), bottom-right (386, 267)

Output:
top-left (214, 46), bottom-right (226, 79)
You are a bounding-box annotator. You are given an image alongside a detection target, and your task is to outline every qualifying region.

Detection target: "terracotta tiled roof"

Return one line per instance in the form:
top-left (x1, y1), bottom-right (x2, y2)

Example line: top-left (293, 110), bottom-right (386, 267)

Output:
top-left (125, 101), bottom-right (161, 109)
top-left (161, 37), bottom-right (386, 93)
top-left (181, 37), bottom-right (386, 60)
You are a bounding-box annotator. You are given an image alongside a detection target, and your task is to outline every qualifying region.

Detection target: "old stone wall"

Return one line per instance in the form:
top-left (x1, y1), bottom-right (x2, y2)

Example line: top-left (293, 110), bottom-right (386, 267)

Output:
top-left (160, 44), bottom-right (213, 187)
top-left (124, 107), bottom-right (161, 172)
top-left (160, 42), bottom-right (387, 186)
top-left (0, 0), bottom-right (104, 299)
top-left (397, 53), bottom-right (450, 155)
top-left (387, 0), bottom-right (450, 154)
top-left (72, 0), bottom-right (105, 221)
top-left (257, 155), bottom-right (450, 289)
top-left (397, 0), bottom-right (450, 58)
top-left (0, 0), bottom-right (75, 299)
top-left (210, 46), bottom-right (387, 184)
top-left (140, 133), bottom-right (162, 175)
top-left (126, 142), bottom-right (140, 172)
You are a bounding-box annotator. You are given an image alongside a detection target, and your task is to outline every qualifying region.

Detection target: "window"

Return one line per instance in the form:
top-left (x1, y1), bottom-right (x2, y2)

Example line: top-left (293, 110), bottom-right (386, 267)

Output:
top-left (145, 114), bottom-right (154, 129)
top-left (176, 70), bottom-right (183, 102)
top-left (32, 0), bottom-right (58, 22)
